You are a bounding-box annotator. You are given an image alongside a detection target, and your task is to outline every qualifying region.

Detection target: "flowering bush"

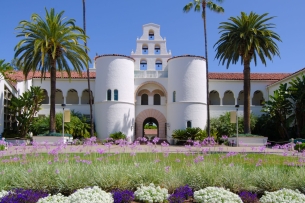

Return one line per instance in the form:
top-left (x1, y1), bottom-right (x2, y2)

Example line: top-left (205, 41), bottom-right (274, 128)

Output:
top-left (134, 183), bottom-right (169, 203)
top-left (0, 190), bottom-right (8, 199)
top-left (111, 189), bottom-right (134, 203)
top-left (68, 186), bottom-right (113, 203)
top-left (0, 188), bottom-right (48, 203)
top-left (168, 185), bottom-right (193, 203)
top-left (238, 191), bottom-right (259, 203)
top-left (37, 193), bottom-right (69, 203)
top-left (260, 188), bottom-right (305, 203)
top-left (194, 187), bottom-right (243, 203)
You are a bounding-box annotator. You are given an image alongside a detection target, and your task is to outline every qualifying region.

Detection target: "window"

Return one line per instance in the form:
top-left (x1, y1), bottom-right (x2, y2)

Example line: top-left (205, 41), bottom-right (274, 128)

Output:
top-left (140, 60), bottom-right (147, 70)
top-left (142, 45), bottom-right (148, 54)
top-left (187, 121), bottom-right (192, 128)
top-left (114, 89), bottom-right (118, 101)
top-left (141, 94), bottom-right (148, 105)
top-left (173, 91), bottom-right (176, 102)
top-left (155, 45), bottom-right (160, 54)
top-left (107, 89), bottom-right (111, 101)
top-left (149, 30), bottom-right (154, 40)
top-left (153, 94), bottom-right (161, 105)
top-left (155, 60), bottom-right (162, 70)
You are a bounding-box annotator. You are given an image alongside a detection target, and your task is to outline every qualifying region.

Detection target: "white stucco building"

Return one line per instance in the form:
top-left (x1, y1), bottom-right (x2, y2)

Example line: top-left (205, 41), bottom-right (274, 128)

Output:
top-left (1, 23), bottom-right (304, 142)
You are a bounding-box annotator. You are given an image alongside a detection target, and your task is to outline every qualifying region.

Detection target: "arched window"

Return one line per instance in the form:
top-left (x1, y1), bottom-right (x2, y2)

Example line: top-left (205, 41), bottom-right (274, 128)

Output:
top-left (142, 44), bottom-right (148, 54)
top-left (154, 94), bottom-right (161, 105)
top-left (155, 45), bottom-right (160, 54)
top-left (141, 94), bottom-right (148, 105)
top-left (114, 89), bottom-right (118, 101)
top-left (155, 60), bottom-right (162, 70)
top-left (149, 30), bottom-right (154, 40)
top-left (140, 60), bottom-right (147, 70)
top-left (173, 91), bottom-right (176, 102)
top-left (107, 89), bottom-right (111, 101)
top-left (187, 121), bottom-right (192, 128)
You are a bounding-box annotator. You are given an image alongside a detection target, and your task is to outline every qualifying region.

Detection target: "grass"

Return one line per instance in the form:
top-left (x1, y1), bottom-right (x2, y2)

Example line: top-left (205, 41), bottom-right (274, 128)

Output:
top-left (0, 142), bottom-right (304, 195)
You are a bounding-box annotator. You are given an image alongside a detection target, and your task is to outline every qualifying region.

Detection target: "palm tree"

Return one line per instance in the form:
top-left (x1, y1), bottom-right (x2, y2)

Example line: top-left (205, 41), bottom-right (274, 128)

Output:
top-left (82, 0), bottom-right (94, 137)
top-left (14, 8), bottom-right (90, 133)
top-left (183, 0), bottom-right (224, 137)
top-left (214, 12), bottom-right (281, 134)
top-left (0, 59), bottom-right (14, 82)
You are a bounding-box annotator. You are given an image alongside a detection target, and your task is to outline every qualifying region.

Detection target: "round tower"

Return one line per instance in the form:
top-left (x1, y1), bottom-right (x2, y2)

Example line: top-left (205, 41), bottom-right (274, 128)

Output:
top-left (167, 55), bottom-right (207, 141)
top-left (94, 54), bottom-right (135, 141)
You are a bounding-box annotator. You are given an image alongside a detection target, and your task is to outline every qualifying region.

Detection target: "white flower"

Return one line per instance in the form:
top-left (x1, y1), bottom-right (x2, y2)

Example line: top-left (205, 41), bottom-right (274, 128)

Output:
top-left (37, 193), bottom-right (69, 203)
top-left (68, 186), bottom-right (113, 203)
top-left (260, 188), bottom-right (305, 203)
top-left (194, 187), bottom-right (242, 203)
top-left (134, 183), bottom-right (169, 203)
top-left (0, 190), bottom-right (8, 199)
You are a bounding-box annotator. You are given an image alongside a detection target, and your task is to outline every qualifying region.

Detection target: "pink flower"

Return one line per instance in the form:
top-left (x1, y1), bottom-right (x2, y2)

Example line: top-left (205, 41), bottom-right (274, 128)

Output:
top-left (165, 166), bottom-right (170, 173)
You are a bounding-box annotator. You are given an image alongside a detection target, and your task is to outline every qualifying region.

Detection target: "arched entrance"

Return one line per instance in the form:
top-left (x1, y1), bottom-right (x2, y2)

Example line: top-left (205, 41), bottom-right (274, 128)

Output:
top-left (143, 117), bottom-right (158, 140)
top-left (135, 109), bottom-right (166, 140)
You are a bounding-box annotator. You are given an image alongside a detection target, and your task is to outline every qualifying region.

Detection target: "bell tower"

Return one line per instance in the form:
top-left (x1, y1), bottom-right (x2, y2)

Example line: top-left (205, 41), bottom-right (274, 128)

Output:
top-left (131, 23), bottom-right (172, 71)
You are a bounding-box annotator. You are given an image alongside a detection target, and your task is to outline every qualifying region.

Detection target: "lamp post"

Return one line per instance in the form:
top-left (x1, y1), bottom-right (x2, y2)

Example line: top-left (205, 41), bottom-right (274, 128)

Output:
top-left (61, 104), bottom-right (66, 139)
top-left (235, 104), bottom-right (239, 147)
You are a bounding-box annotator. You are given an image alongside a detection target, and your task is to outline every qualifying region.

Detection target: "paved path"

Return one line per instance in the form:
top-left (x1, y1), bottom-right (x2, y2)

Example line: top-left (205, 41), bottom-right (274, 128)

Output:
top-left (0, 144), bottom-right (296, 156)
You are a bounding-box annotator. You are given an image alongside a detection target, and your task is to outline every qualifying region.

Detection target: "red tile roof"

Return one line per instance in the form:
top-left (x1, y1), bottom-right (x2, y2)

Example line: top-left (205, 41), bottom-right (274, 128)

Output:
top-left (209, 73), bottom-right (291, 80)
top-left (8, 71), bottom-right (291, 81)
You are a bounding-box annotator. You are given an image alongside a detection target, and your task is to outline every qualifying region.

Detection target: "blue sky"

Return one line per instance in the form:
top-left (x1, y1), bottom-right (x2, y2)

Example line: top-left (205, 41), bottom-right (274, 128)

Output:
top-left (1, 0), bottom-right (304, 73)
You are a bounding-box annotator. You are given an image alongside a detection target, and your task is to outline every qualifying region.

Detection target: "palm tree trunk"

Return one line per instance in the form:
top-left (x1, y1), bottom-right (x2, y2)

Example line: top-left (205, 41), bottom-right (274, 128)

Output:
top-left (50, 60), bottom-right (57, 133)
top-left (243, 59), bottom-right (251, 134)
top-left (82, 0), bottom-right (94, 137)
top-left (202, 1), bottom-right (210, 137)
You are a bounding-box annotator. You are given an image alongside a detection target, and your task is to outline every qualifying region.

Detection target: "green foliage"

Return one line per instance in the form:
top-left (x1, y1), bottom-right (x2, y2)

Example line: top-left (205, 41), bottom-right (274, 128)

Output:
top-left (172, 127), bottom-right (207, 141)
top-left (0, 59), bottom-right (15, 82)
top-left (0, 145), bottom-right (5, 151)
top-left (30, 112), bottom-right (91, 138)
top-left (252, 114), bottom-right (281, 141)
top-left (144, 124), bottom-right (157, 129)
top-left (14, 8), bottom-right (91, 133)
top-left (261, 75), bottom-right (305, 139)
top-left (109, 131), bottom-right (126, 140)
top-left (210, 112), bottom-right (257, 137)
top-left (9, 86), bottom-right (45, 138)
top-left (294, 143), bottom-right (305, 152)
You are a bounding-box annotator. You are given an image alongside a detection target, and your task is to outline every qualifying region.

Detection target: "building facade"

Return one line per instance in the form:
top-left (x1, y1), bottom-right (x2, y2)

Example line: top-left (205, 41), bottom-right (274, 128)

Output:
top-left (1, 23), bottom-right (303, 142)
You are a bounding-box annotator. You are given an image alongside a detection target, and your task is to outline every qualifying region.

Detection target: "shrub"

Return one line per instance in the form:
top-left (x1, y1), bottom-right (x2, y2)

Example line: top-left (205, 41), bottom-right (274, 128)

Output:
top-left (134, 183), bottom-right (169, 203)
top-left (0, 145), bottom-right (5, 151)
top-left (238, 191), bottom-right (259, 203)
top-left (0, 188), bottom-right (48, 203)
top-left (68, 186), bottom-right (113, 203)
top-left (109, 132), bottom-right (126, 140)
top-left (37, 193), bottom-right (69, 203)
top-left (0, 190), bottom-right (8, 199)
top-left (168, 185), bottom-right (193, 203)
top-left (111, 189), bottom-right (134, 203)
top-left (172, 128), bottom-right (207, 141)
top-left (260, 188), bottom-right (305, 203)
top-left (294, 143), bottom-right (305, 152)
top-left (194, 187), bottom-right (243, 203)
top-left (210, 112), bottom-right (257, 137)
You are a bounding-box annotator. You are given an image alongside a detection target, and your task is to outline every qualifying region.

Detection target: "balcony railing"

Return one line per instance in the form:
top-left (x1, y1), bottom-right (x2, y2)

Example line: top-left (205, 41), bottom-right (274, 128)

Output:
top-left (134, 70), bottom-right (168, 78)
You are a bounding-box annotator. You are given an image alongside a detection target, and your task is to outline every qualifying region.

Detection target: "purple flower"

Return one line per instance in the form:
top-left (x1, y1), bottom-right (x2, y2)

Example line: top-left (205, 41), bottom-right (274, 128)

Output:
top-left (238, 191), bottom-right (259, 203)
top-left (0, 188), bottom-right (48, 203)
top-left (111, 189), bottom-right (134, 203)
top-left (168, 185), bottom-right (193, 203)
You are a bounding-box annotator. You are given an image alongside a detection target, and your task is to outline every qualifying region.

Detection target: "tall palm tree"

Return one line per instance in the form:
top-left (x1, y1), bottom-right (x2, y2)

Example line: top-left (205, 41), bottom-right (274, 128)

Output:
top-left (183, 0), bottom-right (224, 137)
top-left (214, 12), bottom-right (281, 134)
top-left (82, 0), bottom-right (94, 137)
top-left (14, 8), bottom-right (90, 133)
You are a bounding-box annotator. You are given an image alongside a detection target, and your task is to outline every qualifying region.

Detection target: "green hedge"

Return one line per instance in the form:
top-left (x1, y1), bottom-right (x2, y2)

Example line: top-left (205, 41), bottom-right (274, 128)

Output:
top-left (294, 143), bottom-right (305, 152)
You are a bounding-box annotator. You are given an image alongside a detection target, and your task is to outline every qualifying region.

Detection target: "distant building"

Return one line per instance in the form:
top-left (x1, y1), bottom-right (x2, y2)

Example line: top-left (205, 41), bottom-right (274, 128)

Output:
top-left (1, 23), bottom-right (303, 142)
